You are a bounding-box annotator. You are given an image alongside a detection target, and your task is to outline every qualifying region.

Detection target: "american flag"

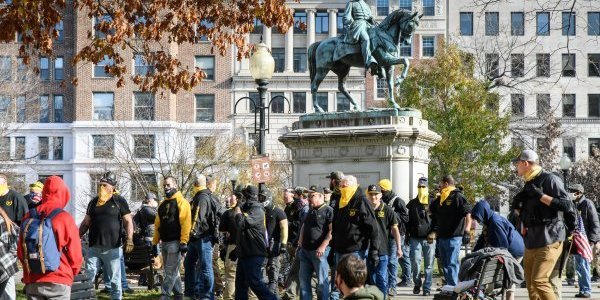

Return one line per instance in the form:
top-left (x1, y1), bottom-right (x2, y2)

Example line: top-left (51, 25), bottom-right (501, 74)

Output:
top-left (573, 214), bottom-right (594, 262)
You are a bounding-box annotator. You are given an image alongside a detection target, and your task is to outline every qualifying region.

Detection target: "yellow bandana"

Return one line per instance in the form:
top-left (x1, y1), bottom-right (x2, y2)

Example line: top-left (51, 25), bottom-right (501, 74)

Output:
top-left (0, 184), bottom-right (8, 196)
top-left (417, 187), bottom-right (429, 205)
top-left (339, 185), bottom-right (358, 208)
top-left (523, 165), bottom-right (542, 182)
top-left (97, 185), bottom-right (113, 206)
top-left (192, 185), bottom-right (205, 195)
top-left (439, 186), bottom-right (456, 205)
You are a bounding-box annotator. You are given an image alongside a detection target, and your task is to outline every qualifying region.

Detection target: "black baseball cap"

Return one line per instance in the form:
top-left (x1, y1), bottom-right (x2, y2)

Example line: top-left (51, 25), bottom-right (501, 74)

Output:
top-left (326, 171), bottom-right (344, 181)
top-left (367, 184), bottom-right (381, 194)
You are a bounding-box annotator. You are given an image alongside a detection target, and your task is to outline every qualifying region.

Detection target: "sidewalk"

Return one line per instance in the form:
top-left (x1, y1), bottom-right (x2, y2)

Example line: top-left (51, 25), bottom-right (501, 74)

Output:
top-left (393, 283), bottom-right (600, 299)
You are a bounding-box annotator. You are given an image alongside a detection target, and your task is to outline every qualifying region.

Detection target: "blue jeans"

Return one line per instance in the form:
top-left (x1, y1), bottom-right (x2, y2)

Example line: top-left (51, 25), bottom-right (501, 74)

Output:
top-left (330, 250), bottom-right (368, 300)
top-left (410, 238), bottom-right (435, 293)
top-left (184, 236), bottom-right (214, 299)
top-left (387, 240), bottom-right (398, 290)
top-left (102, 251), bottom-right (129, 291)
top-left (399, 236), bottom-right (411, 283)
top-left (299, 247), bottom-right (330, 300)
top-left (161, 240), bottom-right (183, 298)
top-left (438, 237), bottom-right (462, 286)
top-left (368, 255), bottom-right (389, 299)
top-left (85, 247), bottom-right (122, 300)
top-left (235, 256), bottom-right (277, 300)
top-left (575, 254), bottom-right (592, 293)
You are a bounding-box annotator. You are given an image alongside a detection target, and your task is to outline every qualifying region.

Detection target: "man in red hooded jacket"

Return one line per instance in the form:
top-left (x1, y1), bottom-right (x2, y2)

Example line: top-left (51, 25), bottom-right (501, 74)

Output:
top-left (17, 176), bottom-right (83, 299)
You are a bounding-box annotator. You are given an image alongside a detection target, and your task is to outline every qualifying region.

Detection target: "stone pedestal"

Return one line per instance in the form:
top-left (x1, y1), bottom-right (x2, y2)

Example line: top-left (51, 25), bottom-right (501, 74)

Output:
top-left (279, 108), bottom-right (441, 201)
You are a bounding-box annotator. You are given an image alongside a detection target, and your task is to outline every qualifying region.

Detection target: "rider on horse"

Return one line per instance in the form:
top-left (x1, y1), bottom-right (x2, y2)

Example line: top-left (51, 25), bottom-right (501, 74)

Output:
top-left (343, 0), bottom-right (378, 76)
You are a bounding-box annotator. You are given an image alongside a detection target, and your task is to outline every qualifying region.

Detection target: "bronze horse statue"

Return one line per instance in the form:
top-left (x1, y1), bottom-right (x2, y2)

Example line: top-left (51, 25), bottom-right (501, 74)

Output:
top-left (308, 10), bottom-right (422, 112)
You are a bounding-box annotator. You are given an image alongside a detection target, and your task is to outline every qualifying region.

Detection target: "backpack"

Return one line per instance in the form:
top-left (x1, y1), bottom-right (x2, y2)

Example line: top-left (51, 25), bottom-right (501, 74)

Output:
top-left (20, 208), bottom-right (63, 274)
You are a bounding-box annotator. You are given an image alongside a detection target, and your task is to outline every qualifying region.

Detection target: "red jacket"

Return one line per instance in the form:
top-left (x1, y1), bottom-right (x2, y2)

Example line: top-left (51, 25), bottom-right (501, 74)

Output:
top-left (17, 176), bottom-right (83, 286)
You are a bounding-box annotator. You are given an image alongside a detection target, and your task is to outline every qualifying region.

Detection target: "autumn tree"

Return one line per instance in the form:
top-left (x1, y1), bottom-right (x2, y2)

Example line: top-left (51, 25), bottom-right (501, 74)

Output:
top-left (0, 0), bottom-right (294, 92)
top-left (398, 44), bottom-right (517, 200)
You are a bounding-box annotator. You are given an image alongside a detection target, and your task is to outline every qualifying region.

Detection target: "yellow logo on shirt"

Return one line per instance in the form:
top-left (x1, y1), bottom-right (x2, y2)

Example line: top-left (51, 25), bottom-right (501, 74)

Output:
top-left (378, 210), bottom-right (385, 218)
top-left (5, 200), bottom-right (12, 206)
top-left (349, 209), bottom-right (357, 216)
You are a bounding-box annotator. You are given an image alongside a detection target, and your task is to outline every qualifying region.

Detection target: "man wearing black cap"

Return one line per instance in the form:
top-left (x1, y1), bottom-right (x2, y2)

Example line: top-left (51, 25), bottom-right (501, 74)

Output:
top-left (233, 184), bottom-right (277, 300)
top-left (282, 187), bottom-right (309, 300)
top-left (326, 171), bottom-right (344, 208)
top-left (79, 172), bottom-right (134, 300)
top-left (261, 188), bottom-right (288, 296)
top-left (568, 183), bottom-right (600, 298)
top-left (511, 149), bottom-right (572, 300)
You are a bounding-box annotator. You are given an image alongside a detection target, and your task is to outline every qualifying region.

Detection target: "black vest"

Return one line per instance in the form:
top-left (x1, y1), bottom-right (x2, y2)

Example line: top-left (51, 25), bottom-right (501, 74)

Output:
top-left (158, 199), bottom-right (181, 242)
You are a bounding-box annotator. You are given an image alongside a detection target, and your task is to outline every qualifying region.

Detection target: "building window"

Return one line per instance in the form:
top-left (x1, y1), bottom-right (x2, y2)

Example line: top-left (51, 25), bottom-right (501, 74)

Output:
top-left (589, 94), bottom-right (600, 117)
top-left (536, 53), bottom-right (550, 77)
top-left (93, 92), bottom-right (114, 121)
top-left (16, 95), bottom-right (25, 123)
top-left (0, 138), bottom-right (9, 160)
top-left (562, 12), bottom-right (576, 36)
top-left (590, 138), bottom-right (600, 157)
top-left (0, 95), bottom-right (10, 120)
top-left (194, 56), bottom-right (214, 80)
top-left (54, 57), bottom-right (63, 80)
top-left (94, 15), bottom-right (113, 39)
top-left (133, 135), bottom-right (155, 158)
top-left (562, 53), bottom-right (576, 77)
top-left (53, 95), bottom-right (63, 123)
top-left (422, 0), bottom-right (434, 16)
top-left (562, 94), bottom-right (575, 117)
top-left (399, 0), bottom-right (412, 11)
top-left (15, 137), bottom-right (25, 160)
top-left (511, 54), bottom-right (524, 77)
top-left (377, 0), bottom-right (389, 16)
top-left (252, 18), bottom-right (263, 34)
top-left (315, 10), bottom-right (329, 33)
top-left (55, 21), bottom-right (64, 43)
top-left (511, 94), bottom-right (524, 117)
top-left (563, 138), bottom-right (575, 161)
top-left (294, 12), bottom-right (307, 34)
top-left (131, 174), bottom-right (157, 201)
top-left (94, 55), bottom-right (114, 78)
top-left (485, 12), bottom-right (499, 36)
top-left (134, 54), bottom-right (154, 77)
top-left (400, 43), bottom-right (412, 57)
top-left (53, 137), bottom-right (63, 160)
top-left (134, 92), bottom-right (154, 121)
top-left (38, 137), bottom-right (49, 160)
top-left (377, 78), bottom-right (388, 99)
top-left (589, 12), bottom-right (600, 35)
top-left (293, 92), bottom-right (306, 114)
top-left (293, 48), bottom-right (307, 73)
top-left (422, 36), bottom-right (435, 57)
top-left (537, 12), bottom-right (550, 36)
top-left (271, 48), bottom-right (285, 73)
top-left (336, 93), bottom-right (351, 112)
top-left (92, 135), bottom-right (114, 158)
top-left (16, 57), bottom-right (26, 81)
top-left (337, 9), bottom-right (346, 35)
top-left (511, 12), bottom-right (525, 36)
top-left (39, 95), bottom-right (49, 123)
top-left (460, 12), bottom-right (473, 36)
top-left (485, 53), bottom-right (500, 79)
top-left (195, 94), bottom-right (215, 122)
top-left (248, 92), bottom-right (259, 113)
top-left (0, 56), bottom-right (10, 80)
top-left (270, 92), bottom-right (285, 113)
top-left (589, 54), bottom-right (600, 76)
top-left (40, 57), bottom-right (49, 81)
top-left (536, 94), bottom-right (551, 117)
top-left (316, 92), bottom-right (328, 112)
top-left (195, 20), bottom-right (213, 42)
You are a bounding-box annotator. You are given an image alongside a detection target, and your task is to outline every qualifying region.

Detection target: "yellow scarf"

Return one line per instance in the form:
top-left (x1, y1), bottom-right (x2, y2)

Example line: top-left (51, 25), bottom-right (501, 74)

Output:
top-left (0, 184), bottom-right (8, 196)
top-left (97, 185), bottom-right (113, 206)
top-left (339, 185), bottom-right (358, 208)
top-left (417, 187), bottom-right (429, 205)
top-left (523, 165), bottom-right (542, 182)
top-left (192, 185), bottom-right (205, 195)
top-left (439, 186), bottom-right (456, 205)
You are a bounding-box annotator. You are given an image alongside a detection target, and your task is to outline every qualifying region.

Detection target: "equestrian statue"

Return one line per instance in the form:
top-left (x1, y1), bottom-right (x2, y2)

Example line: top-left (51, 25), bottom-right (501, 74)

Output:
top-left (308, 0), bottom-right (422, 112)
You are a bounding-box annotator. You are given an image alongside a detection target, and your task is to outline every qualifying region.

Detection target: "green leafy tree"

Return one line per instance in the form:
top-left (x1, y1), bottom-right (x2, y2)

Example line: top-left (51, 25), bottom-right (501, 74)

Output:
top-left (398, 44), bottom-right (516, 200)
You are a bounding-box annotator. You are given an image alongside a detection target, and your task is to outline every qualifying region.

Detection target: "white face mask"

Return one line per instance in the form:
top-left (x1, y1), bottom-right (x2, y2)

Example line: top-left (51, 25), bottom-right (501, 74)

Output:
top-left (569, 193), bottom-right (578, 201)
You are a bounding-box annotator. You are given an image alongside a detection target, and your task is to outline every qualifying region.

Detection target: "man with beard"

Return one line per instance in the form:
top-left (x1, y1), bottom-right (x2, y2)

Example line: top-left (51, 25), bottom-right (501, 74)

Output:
top-left (282, 187), bottom-right (309, 300)
top-left (261, 188), bottom-right (288, 296)
top-left (327, 171), bottom-right (344, 208)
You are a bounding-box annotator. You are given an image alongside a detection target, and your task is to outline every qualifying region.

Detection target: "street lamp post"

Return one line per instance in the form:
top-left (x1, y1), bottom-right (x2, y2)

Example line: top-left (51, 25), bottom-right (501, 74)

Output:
top-left (559, 154), bottom-right (572, 188)
top-left (229, 167), bottom-right (240, 192)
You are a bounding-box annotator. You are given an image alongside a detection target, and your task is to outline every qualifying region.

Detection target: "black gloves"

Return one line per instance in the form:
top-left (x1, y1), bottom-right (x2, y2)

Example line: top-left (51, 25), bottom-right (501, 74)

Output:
top-left (179, 243), bottom-right (188, 255)
top-left (280, 244), bottom-right (287, 255)
top-left (524, 183), bottom-right (544, 200)
top-left (462, 231), bottom-right (471, 246)
top-left (228, 247), bottom-right (238, 262)
top-left (270, 242), bottom-right (282, 257)
top-left (368, 249), bottom-right (380, 268)
top-left (219, 247), bottom-right (227, 262)
top-left (151, 245), bottom-right (159, 257)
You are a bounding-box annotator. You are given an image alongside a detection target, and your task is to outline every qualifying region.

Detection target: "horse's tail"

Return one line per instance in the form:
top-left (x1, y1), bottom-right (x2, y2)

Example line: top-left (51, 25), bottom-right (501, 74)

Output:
top-left (308, 41), bottom-right (321, 83)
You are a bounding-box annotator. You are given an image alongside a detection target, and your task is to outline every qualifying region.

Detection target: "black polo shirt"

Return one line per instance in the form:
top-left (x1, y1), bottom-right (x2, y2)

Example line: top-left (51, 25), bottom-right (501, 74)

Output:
top-left (373, 202), bottom-right (398, 256)
top-left (87, 195), bottom-right (131, 249)
top-left (265, 205), bottom-right (286, 242)
top-left (301, 203), bottom-right (333, 251)
top-left (0, 190), bottom-right (27, 225)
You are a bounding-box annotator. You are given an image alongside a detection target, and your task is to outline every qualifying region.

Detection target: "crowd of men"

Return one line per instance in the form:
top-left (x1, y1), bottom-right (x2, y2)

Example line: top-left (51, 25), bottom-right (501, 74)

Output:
top-left (0, 149), bottom-right (600, 299)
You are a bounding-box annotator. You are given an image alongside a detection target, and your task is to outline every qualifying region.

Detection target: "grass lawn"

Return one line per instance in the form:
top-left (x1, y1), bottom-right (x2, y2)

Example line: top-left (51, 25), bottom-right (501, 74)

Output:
top-left (16, 284), bottom-right (161, 300)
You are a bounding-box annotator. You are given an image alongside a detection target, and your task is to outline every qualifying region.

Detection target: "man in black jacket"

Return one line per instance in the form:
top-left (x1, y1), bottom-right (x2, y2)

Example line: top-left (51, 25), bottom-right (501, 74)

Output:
top-left (327, 171), bottom-right (344, 209)
top-left (261, 188), bottom-right (288, 296)
top-left (185, 174), bottom-right (218, 299)
top-left (568, 183), bottom-right (600, 298)
top-left (234, 185), bottom-right (277, 300)
top-left (512, 150), bottom-right (571, 300)
top-left (330, 175), bottom-right (380, 300)
top-left (378, 178), bottom-right (409, 291)
top-left (405, 177), bottom-right (435, 296)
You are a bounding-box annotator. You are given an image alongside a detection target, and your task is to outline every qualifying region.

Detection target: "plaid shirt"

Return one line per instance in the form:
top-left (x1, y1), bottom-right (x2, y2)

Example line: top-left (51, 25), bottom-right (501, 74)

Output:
top-left (0, 216), bottom-right (18, 283)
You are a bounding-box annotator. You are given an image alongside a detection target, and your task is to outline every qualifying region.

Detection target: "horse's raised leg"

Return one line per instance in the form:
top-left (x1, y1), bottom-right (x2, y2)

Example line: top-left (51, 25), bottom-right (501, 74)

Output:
top-left (311, 71), bottom-right (327, 113)
top-left (385, 66), bottom-right (401, 110)
top-left (335, 65), bottom-right (359, 111)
